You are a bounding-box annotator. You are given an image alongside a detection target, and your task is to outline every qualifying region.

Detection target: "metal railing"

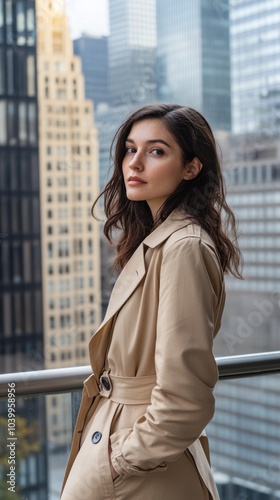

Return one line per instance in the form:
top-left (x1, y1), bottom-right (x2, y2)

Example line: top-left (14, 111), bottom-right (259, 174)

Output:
top-left (0, 351), bottom-right (280, 399)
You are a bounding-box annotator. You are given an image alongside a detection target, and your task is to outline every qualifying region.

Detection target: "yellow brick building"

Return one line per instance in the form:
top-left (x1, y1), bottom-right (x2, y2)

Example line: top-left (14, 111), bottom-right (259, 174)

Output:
top-left (36, 0), bottom-right (101, 447)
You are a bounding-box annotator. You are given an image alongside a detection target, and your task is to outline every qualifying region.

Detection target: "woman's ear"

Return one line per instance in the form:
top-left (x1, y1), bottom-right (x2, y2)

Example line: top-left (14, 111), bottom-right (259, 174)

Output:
top-left (183, 157), bottom-right (203, 181)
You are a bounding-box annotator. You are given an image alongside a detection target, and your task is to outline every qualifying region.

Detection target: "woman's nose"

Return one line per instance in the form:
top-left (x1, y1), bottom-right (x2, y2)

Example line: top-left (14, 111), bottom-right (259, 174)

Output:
top-left (129, 152), bottom-right (144, 170)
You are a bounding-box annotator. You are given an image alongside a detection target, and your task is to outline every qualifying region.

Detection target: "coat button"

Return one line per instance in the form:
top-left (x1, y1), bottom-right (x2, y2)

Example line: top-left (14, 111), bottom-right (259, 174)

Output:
top-left (101, 376), bottom-right (111, 391)
top-left (92, 431), bottom-right (102, 444)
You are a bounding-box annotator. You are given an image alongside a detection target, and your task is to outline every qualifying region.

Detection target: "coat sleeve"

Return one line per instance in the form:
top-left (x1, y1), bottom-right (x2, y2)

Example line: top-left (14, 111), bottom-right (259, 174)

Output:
top-left (110, 236), bottom-right (224, 478)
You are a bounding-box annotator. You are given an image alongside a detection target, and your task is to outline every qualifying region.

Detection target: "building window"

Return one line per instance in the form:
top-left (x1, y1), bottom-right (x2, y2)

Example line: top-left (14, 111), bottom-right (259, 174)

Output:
top-left (74, 261), bottom-right (83, 272)
top-left (73, 207), bottom-right (82, 217)
top-left (58, 224), bottom-right (68, 234)
top-left (48, 243), bottom-right (53, 258)
top-left (89, 311), bottom-right (95, 324)
top-left (75, 277), bottom-right (84, 289)
top-left (49, 316), bottom-right (55, 329)
top-left (74, 239), bottom-right (83, 255)
top-left (58, 193), bottom-right (68, 202)
top-left (58, 241), bottom-right (69, 257)
top-left (271, 164), bottom-right (280, 181)
top-left (49, 299), bottom-right (55, 309)
top-left (261, 165), bottom-right (266, 182)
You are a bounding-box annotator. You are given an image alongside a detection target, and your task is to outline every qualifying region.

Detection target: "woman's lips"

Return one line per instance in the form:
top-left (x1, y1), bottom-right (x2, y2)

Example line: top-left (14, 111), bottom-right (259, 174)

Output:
top-left (127, 177), bottom-right (146, 185)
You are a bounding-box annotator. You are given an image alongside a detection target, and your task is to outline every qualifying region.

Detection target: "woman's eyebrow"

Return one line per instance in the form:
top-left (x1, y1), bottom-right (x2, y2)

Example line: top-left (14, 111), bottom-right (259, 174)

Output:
top-left (126, 137), bottom-right (171, 148)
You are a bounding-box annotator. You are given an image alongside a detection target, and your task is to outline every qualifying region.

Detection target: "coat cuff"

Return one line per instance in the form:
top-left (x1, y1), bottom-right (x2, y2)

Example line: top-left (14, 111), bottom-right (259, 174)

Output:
top-left (110, 436), bottom-right (168, 478)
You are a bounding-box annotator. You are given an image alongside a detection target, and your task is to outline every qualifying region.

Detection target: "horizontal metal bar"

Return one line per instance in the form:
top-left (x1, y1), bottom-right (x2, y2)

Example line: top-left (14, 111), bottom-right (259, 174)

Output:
top-left (0, 351), bottom-right (280, 399)
top-left (0, 365), bottom-right (91, 399)
top-left (217, 351), bottom-right (280, 379)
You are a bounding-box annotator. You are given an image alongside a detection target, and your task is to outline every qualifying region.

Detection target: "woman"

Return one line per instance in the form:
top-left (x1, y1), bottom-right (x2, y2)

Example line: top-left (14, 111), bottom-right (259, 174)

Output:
top-left (61, 104), bottom-right (242, 500)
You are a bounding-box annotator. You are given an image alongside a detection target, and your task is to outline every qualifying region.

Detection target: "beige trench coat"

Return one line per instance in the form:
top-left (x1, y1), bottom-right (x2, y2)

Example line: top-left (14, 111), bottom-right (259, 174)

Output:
top-left (61, 210), bottom-right (225, 500)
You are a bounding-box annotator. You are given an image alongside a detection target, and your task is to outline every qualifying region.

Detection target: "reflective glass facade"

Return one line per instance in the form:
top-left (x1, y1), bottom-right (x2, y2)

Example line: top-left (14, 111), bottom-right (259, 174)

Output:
top-left (0, 1), bottom-right (47, 497)
top-left (73, 35), bottom-right (109, 110)
top-left (108, 0), bottom-right (157, 106)
top-left (157, 0), bottom-right (231, 130)
top-left (0, 0), bottom-right (43, 373)
top-left (231, 0), bottom-right (280, 133)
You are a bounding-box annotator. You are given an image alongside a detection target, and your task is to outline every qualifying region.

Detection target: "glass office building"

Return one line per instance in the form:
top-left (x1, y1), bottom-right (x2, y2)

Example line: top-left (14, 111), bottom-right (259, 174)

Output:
top-left (108, 0), bottom-right (157, 106)
top-left (0, 0), bottom-right (48, 498)
top-left (157, 0), bottom-right (231, 130)
top-left (0, 0), bottom-right (44, 375)
top-left (209, 133), bottom-right (280, 497)
top-left (73, 35), bottom-right (109, 110)
top-left (231, 0), bottom-right (280, 133)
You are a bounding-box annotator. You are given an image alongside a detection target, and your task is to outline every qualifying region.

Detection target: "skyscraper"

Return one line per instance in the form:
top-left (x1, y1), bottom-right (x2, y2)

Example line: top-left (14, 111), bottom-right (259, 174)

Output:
top-left (108, 0), bottom-right (157, 107)
top-left (157, 0), bottom-right (231, 131)
top-left (0, 0), bottom-right (43, 374)
top-left (73, 34), bottom-right (109, 111)
top-left (231, 0), bottom-right (280, 134)
top-left (208, 133), bottom-right (280, 497)
top-left (36, 0), bottom-right (101, 446)
top-left (0, 1), bottom-right (48, 497)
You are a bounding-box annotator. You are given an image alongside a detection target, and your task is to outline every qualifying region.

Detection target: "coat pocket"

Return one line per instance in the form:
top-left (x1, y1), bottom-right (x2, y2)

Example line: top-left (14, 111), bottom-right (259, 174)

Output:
top-left (110, 427), bottom-right (168, 478)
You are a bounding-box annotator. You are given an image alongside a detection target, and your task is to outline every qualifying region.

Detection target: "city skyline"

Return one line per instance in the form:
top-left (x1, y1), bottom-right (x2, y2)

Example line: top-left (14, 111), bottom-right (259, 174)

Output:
top-left (1, 1), bottom-right (280, 498)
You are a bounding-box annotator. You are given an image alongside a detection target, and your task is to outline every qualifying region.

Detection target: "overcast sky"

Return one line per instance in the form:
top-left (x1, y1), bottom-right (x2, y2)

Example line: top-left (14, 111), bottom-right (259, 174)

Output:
top-left (66, 0), bottom-right (109, 39)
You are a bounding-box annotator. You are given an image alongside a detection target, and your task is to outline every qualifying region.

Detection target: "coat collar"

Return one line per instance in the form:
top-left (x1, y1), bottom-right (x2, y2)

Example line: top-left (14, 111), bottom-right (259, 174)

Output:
top-left (97, 210), bottom-right (191, 329)
top-left (143, 209), bottom-right (192, 248)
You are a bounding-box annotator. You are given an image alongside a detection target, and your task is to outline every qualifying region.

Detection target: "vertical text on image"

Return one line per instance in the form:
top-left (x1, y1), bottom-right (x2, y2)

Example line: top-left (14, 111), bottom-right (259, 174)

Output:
top-left (7, 382), bottom-right (17, 493)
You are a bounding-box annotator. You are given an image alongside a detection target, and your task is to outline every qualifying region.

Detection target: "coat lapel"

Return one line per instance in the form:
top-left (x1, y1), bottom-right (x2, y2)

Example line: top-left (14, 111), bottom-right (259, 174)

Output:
top-left (98, 242), bottom-right (146, 332)
top-left (88, 242), bottom-right (146, 376)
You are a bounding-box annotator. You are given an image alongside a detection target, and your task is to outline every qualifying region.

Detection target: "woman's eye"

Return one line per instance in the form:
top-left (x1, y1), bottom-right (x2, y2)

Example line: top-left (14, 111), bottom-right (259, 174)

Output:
top-left (151, 148), bottom-right (164, 156)
top-left (126, 147), bottom-right (136, 154)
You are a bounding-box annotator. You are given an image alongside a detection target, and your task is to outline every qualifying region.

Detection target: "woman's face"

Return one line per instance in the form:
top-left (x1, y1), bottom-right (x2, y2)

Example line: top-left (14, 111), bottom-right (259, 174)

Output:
top-left (122, 119), bottom-right (188, 218)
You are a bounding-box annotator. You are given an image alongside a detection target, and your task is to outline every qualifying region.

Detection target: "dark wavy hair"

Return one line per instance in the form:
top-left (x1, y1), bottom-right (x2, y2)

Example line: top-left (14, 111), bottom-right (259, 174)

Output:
top-left (92, 103), bottom-right (242, 276)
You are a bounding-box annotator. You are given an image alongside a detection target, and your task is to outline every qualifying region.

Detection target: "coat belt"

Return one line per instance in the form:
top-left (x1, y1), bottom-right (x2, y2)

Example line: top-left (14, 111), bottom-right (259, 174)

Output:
top-left (83, 370), bottom-right (219, 499)
top-left (83, 371), bottom-right (156, 405)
